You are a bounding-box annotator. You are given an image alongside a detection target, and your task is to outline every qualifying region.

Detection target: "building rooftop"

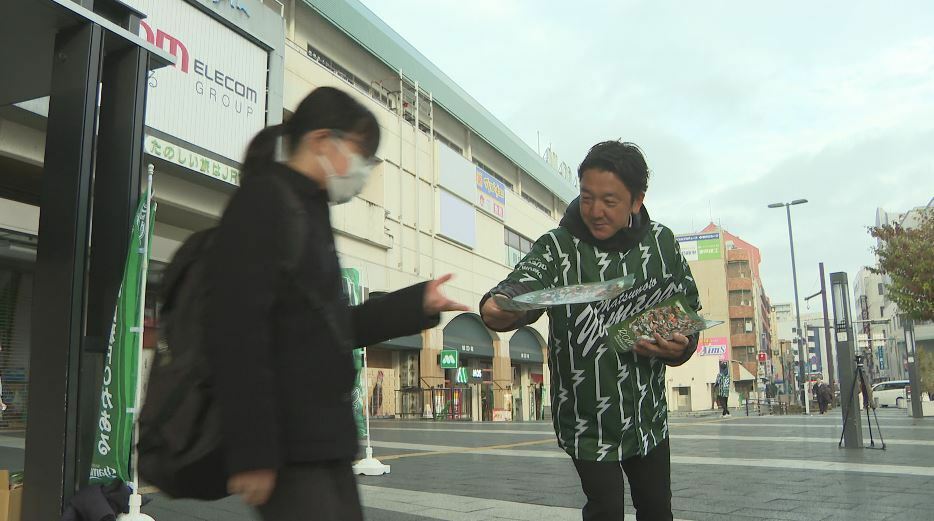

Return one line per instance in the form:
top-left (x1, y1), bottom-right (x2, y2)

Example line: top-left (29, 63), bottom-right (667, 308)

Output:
top-left (303, 0), bottom-right (577, 203)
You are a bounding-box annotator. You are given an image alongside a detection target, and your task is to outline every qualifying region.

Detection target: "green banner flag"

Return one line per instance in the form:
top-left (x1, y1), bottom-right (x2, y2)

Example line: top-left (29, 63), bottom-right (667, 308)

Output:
top-left (89, 199), bottom-right (155, 484)
top-left (341, 268), bottom-right (368, 439)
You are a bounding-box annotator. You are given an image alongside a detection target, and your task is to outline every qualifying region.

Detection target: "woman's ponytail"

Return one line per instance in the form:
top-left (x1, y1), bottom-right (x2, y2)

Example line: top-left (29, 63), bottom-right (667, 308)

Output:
top-left (242, 123), bottom-right (287, 173)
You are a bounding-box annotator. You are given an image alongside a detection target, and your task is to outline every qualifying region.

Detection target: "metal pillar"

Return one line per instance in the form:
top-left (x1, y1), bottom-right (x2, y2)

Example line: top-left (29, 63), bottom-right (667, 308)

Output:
top-left (23, 23), bottom-right (103, 518)
top-left (77, 45), bottom-right (148, 488)
top-left (830, 272), bottom-right (863, 449)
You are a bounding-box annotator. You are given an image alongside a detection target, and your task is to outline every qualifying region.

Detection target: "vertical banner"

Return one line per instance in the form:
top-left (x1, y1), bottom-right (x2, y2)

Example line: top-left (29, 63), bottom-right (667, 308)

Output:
top-left (341, 268), bottom-right (368, 439)
top-left (89, 199), bottom-right (156, 484)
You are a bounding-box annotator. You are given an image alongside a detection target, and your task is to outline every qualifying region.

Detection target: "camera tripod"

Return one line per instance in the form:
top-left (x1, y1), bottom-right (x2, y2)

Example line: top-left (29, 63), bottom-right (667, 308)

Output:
top-left (838, 355), bottom-right (886, 450)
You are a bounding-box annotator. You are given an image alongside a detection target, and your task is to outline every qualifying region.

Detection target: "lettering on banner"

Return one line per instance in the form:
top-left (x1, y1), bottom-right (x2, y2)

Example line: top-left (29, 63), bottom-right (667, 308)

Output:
top-left (575, 279), bottom-right (680, 357)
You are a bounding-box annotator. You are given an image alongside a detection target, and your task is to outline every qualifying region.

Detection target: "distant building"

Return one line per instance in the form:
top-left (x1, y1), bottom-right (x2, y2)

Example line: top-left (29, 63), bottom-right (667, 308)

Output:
top-left (665, 224), bottom-right (773, 411)
top-left (854, 197), bottom-right (934, 383)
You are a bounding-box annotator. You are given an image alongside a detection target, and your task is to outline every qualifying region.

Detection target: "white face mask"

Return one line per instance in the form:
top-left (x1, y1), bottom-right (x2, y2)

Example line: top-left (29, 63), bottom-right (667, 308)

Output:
top-left (317, 139), bottom-right (373, 204)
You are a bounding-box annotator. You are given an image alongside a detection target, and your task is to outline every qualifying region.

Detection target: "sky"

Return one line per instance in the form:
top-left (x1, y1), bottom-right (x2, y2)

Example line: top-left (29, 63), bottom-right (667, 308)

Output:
top-left (359, 0), bottom-right (934, 310)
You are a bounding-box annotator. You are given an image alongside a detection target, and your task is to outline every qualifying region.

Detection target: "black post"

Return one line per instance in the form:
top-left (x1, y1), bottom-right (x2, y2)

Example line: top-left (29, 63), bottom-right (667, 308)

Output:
top-left (819, 263), bottom-right (836, 394)
top-left (23, 24), bottom-right (103, 519)
top-left (78, 45), bottom-right (148, 488)
top-left (830, 272), bottom-right (863, 449)
top-left (903, 318), bottom-right (924, 418)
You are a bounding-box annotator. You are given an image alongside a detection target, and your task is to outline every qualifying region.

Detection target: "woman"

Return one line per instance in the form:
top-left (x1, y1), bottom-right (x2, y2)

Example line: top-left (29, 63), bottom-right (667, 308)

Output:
top-left (204, 87), bottom-right (467, 520)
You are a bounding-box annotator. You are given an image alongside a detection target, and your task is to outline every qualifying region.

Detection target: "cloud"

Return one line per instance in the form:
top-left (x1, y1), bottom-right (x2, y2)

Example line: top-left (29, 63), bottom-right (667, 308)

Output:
top-left (358, 0), bottom-right (934, 305)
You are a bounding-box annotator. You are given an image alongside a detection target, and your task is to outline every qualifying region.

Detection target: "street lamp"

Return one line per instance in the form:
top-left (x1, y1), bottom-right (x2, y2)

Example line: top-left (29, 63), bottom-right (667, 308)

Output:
top-left (769, 199), bottom-right (809, 413)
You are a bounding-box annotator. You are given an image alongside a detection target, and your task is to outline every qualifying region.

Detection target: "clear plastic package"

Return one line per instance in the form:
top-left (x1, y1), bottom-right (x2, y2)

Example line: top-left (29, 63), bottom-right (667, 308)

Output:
top-left (607, 294), bottom-right (722, 353)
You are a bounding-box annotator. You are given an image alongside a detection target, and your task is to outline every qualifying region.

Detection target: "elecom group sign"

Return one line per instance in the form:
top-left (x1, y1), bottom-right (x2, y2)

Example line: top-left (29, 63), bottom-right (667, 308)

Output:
top-left (127, 0), bottom-right (267, 162)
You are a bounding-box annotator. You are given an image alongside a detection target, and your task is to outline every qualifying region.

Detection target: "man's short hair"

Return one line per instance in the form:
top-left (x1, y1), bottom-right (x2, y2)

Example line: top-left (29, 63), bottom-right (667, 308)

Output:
top-left (578, 141), bottom-right (650, 199)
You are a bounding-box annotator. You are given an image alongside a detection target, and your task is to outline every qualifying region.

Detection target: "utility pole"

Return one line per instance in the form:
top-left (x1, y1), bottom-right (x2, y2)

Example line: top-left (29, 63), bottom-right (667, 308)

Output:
top-left (805, 263), bottom-right (837, 393)
top-left (819, 263), bottom-right (836, 393)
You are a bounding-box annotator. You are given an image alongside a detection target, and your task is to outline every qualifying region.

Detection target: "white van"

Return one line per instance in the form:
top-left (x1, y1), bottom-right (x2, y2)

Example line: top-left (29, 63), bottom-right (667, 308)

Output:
top-left (872, 380), bottom-right (910, 408)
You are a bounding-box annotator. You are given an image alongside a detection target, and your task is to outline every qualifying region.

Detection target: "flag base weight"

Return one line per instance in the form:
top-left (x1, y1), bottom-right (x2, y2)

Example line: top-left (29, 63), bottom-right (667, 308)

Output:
top-left (353, 447), bottom-right (390, 476)
top-left (117, 493), bottom-right (155, 521)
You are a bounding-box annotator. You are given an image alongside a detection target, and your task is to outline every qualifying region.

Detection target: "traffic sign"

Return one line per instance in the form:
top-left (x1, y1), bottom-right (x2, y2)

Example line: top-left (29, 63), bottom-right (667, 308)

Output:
top-left (440, 349), bottom-right (459, 369)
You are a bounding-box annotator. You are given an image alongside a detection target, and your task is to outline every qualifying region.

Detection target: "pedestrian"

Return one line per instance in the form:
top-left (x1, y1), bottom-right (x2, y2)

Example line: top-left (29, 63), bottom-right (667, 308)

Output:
top-left (480, 141), bottom-right (701, 521)
top-left (203, 87), bottom-right (468, 520)
top-left (716, 360), bottom-right (731, 417)
top-left (817, 381), bottom-right (832, 414)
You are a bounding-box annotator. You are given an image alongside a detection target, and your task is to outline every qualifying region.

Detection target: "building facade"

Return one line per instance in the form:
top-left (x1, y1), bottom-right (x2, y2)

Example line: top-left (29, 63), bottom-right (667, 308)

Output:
top-left (853, 198), bottom-right (934, 387)
top-left (0, 0), bottom-right (580, 428)
top-left (664, 225), bottom-right (774, 411)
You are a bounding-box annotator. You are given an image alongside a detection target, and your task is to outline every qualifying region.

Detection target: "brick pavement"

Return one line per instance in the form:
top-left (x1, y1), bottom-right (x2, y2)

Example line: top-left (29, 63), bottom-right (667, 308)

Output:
top-left (2, 408), bottom-right (931, 520)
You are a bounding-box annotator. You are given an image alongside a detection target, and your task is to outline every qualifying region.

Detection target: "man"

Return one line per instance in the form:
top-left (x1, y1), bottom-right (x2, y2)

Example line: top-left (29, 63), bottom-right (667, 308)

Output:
top-left (716, 360), bottom-right (731, 416)
top-left (481, 141), bottom-right (700, 521)
top-left (816, 380), bottom-right (832, 414)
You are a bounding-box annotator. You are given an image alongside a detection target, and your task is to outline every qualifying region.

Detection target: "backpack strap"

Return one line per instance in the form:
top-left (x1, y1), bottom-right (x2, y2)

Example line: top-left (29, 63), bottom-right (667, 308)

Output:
top-left (268, 174), bottom-right (307, 274)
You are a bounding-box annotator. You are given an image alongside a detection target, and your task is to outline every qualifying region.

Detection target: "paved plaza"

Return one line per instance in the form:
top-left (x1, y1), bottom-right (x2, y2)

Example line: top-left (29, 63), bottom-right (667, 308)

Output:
top-left (2, 408), bottom-right (930, 520)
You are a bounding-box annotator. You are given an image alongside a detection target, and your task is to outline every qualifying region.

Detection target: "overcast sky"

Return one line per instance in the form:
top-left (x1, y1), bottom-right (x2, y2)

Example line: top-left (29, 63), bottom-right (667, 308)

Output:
top-left (360, 0), bottom-right (934, 309)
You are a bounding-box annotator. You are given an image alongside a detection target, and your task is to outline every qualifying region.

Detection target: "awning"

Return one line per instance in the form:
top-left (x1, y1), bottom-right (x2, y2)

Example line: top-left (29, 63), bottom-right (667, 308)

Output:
top-left (509, 327), bottom-right (544, 364)
top-left (373, 333), bottom-right (422, 351)
top-left (443, 314), bottom-right (494, 358)
top-left (732, 362), bottom-right (756, 382)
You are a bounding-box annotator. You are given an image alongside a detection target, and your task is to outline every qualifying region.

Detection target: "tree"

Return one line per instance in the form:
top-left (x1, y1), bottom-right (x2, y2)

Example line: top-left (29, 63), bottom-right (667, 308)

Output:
top-left (869, 208), bottom-right (934, 321)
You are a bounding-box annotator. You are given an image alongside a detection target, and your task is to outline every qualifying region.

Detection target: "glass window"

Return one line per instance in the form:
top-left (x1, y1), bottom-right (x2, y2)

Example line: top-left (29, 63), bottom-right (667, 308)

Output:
top-left (520, 237), bottom-right (533, 254)
top-left (878, 283), bottom-right (885, 296)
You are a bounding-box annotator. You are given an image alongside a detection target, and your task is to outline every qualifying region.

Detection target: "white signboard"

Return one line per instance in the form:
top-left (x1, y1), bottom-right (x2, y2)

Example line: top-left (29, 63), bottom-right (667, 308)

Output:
top-left (127, 0), bottom-right (268, 162)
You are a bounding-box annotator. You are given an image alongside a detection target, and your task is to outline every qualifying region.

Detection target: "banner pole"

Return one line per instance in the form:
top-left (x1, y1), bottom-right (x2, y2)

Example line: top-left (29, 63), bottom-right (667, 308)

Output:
top-left (120, 165), bottom-right (156, 520)
top-left (352, 282), bottom-right (389, 476)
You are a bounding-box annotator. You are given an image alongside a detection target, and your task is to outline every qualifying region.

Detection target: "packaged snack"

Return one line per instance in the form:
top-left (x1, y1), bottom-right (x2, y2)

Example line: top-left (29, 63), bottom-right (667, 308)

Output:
top-left (607, 294), bottom-right (722, 353)
top-left (492, 275), bottom-right (636, 312)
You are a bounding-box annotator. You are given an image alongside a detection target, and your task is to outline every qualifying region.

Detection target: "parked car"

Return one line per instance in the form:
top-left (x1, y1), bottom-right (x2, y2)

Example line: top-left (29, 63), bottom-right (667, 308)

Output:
top-left (872, 380), bottom-right (910, 408)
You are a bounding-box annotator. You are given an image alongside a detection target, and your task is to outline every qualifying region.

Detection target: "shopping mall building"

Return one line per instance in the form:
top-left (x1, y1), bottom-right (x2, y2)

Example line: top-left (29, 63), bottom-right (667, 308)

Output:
top-left (0, 0), bottom-right (580, 440)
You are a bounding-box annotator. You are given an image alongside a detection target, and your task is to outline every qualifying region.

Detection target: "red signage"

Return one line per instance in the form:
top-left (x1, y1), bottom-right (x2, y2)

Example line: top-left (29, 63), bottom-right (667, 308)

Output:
top-left (758, 352), bottom-right (767, 363)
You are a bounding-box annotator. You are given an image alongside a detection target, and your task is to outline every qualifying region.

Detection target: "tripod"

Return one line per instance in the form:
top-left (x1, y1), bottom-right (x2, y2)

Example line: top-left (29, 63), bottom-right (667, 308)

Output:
top-left (838, 355), bottom-right (886, 450)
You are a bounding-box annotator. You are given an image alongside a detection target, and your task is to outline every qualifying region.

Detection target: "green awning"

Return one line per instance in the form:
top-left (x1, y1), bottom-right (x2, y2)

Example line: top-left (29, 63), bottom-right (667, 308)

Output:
top-left (443, 314), bottom-right (494, 358)
top-left (510, 327), bottom-right (544, 364)
top-left (373, 333), bottom-right (422, 351)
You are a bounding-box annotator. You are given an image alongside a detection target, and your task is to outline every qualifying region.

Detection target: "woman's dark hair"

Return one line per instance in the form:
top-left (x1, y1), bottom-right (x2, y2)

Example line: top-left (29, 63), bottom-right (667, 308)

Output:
top-left (577, 140), bottom-right (650, 200)
top-left (243, 86), bottom-right (380, 171)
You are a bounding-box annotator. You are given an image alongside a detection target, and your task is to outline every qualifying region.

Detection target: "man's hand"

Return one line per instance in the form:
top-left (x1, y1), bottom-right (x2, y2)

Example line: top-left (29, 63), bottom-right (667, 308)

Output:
top-left (480, 294), bottom-right (524, 331)
top-left (424, 274), bottom-right (470, 315)
top-left (634, 333), bottom-right (690, 360)
top-left (228, 469), bottom-right (277, 506)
